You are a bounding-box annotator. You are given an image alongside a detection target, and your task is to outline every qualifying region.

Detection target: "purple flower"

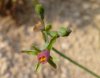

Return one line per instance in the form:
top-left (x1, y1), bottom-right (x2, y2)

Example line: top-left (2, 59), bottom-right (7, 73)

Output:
top-left (37, 50), bottom-right (50, 64)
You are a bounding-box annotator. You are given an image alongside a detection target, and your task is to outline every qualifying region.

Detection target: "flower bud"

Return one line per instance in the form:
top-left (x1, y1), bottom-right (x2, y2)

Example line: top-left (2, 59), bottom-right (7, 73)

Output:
top-left (58, 27), bottom-right (71, 37)
top-left (45, 24), bottom-right (52, 31)
top-left (35, 4), bottom-right (44, 20)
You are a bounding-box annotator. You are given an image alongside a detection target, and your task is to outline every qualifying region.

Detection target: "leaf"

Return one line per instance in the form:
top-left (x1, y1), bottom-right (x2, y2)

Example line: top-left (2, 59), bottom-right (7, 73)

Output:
top-left (48, 57), bottom-right (57, 69)
top-left (58, 27), bottom-right (71, 37)
top-left (35, 62), bottom-right (41, 71)
top-left (21, 50), bottom-right (38, 55)
top-left (47, 36), bottom-right (57, 50)
top-left (31, 45), bottom-right (41, 52)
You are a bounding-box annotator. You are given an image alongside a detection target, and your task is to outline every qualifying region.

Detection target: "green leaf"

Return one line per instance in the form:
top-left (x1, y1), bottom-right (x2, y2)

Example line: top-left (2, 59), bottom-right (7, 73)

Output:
top-left (31, 45), bottom-right (41, 52)
top-left (45, 24), bottom-right (52, 31)
top-left (58, 27), bottom-right (71, 37)
top-left (35, 62), bottom-right (41, 71)
top-left (35, 4), bottom-right (44, 20)
top-left (47, 31), bottom-right (59, 37)
top-left (21, 50), bottom-right (38, 55)
top-left (47, 36), bottom-right (57, 50)
top-left (48, 57), bottom-right (57, 69)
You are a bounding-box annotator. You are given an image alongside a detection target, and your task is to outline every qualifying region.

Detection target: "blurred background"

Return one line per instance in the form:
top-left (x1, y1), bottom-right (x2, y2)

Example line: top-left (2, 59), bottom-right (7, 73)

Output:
top-left (0, 0), bottom-right (100, 78)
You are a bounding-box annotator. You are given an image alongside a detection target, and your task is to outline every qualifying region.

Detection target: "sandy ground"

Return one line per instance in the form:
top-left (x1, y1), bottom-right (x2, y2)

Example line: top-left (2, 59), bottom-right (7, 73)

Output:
top-left (0, 0), bottom-right (100, 78)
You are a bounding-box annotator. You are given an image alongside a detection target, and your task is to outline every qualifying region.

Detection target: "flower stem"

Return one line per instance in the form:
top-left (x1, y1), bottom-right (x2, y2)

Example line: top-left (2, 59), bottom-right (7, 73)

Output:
top-left (42, 31), bottom-right (49, 42)
top-left (52, 47), bottom-right (100, 78)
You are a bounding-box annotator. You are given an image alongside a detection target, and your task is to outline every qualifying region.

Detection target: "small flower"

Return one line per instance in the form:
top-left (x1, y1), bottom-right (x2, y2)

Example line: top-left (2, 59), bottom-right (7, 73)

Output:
top-left (37, 50), bottom-right (50, 64)
top-left (22, 36), bottom-right (57, 71)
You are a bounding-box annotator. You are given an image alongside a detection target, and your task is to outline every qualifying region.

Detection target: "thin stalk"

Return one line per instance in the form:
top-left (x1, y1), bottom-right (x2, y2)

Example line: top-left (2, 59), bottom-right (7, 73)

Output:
top-left (52, 48), bottom-right (100, 78)
top-left (42, 31), bottom-right (49, 42)
top-left (41, 18), bottom-right (49, 42)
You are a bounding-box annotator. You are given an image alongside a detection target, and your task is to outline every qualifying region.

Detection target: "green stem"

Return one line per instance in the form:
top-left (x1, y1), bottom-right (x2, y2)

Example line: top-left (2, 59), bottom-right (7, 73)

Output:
top-left (52, 48), bottom-right (100, 78)
top-left (42, 31), bottom-right (49, 42)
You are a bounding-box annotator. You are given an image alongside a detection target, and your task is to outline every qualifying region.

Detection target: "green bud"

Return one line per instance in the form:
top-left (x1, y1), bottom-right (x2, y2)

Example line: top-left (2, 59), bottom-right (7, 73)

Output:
top-left (58, 27), bottom-right (71, 37)
top-left (45, 24), bottom-right (52, 31)
top-left (35, 4), bottom-right (44, 20)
